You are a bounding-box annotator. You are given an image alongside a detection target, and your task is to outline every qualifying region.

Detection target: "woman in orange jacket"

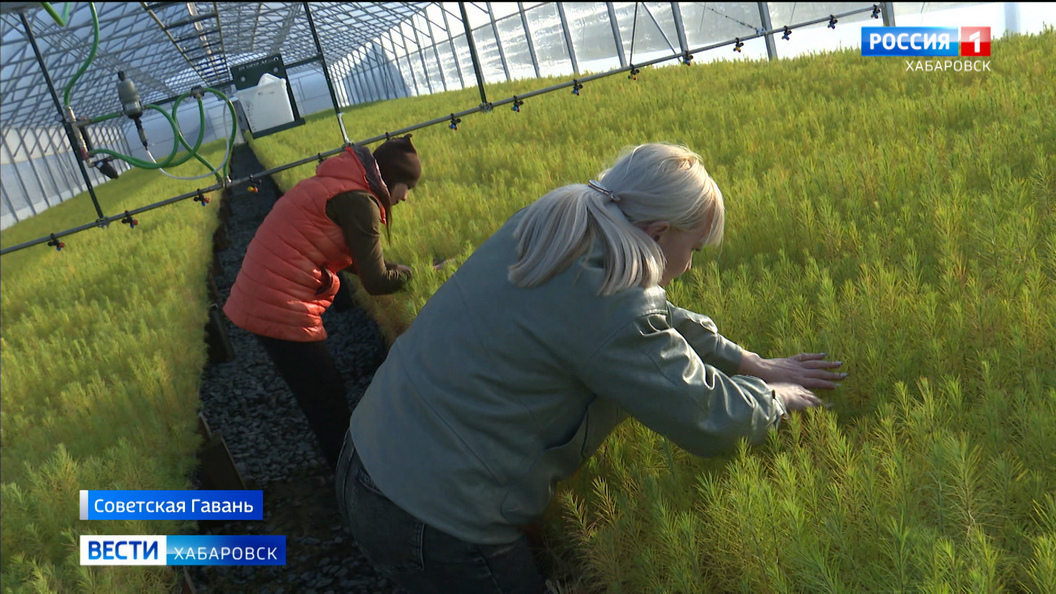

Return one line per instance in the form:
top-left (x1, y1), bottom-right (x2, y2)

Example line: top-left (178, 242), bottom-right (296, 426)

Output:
top-left (224, 135), bottom-right (421, 471)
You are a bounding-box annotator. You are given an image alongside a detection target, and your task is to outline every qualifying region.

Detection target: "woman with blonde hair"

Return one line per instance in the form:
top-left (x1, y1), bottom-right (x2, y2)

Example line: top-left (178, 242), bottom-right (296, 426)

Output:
top-left (337, 143), bottom-right (845, 592)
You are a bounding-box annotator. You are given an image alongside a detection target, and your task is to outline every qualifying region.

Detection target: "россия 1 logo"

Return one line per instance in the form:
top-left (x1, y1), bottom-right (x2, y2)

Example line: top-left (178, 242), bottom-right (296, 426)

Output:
top-left (862, 27), bottom-right (991, 57)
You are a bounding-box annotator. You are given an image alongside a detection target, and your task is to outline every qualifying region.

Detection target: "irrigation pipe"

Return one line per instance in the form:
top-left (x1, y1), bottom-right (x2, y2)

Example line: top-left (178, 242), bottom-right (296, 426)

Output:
top-left (62, 2), bottom-right (98, 107)
top-left (2, 4), bottom-right (879, 257)
top-left (0, 147), bottom-right (345, 256)
top-left (40, 1), bottom-right (73, 27)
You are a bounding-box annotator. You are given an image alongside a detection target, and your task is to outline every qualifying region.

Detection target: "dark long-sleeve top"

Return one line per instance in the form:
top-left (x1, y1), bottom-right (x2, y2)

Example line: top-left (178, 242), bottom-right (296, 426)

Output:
top-left (325, 190), bottom-right (408, 295)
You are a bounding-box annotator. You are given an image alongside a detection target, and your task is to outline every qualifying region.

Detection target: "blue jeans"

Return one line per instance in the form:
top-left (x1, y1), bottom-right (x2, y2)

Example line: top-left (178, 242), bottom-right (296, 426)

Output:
top-left (336, 431), bottom-right (548, 593)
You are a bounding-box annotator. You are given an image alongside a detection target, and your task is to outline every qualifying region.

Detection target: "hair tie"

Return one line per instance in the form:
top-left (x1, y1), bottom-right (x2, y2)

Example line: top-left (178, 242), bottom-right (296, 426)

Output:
top-left (588, 180), bottom-right (620, 202)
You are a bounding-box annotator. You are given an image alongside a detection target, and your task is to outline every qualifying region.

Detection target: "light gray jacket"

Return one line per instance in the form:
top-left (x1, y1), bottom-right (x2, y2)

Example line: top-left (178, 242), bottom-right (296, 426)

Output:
top-left (349, 210), bottom-right (786, 545)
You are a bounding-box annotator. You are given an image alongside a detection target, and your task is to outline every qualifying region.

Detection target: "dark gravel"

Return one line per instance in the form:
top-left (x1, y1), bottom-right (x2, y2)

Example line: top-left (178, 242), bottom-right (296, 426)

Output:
top-left (188, 144), bottom-right (399, 593)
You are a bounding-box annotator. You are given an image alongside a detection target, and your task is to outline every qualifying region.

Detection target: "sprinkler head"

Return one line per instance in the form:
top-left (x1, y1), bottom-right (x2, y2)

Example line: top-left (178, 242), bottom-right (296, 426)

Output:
top-left (122, 212), bottom-right (139, 229)
top-left (48, 234), bottom-right (65, 251)
top-left (828, 15), bottom-right (838, 29)
top-left (782, 26), bottom-right (791, 41)
top-left (572, 80), bottom-right (583, 95)
top-left (734, 38), bottom-right (744, 52)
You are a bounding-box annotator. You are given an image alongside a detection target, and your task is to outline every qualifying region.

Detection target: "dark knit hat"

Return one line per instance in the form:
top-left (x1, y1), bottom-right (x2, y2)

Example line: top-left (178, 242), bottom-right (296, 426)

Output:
top-left (373, 134), bottom-right (421, 188)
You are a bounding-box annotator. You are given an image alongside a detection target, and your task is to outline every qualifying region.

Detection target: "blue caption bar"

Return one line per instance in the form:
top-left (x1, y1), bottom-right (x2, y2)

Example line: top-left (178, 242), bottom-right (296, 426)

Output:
top-left (861, 27), bottom-right (959, 57)
top-left (80, 490), bottom-right (263, 520)
top-left (168, 535), bottom-right (286, 566)
top-left (81, 535), bottom-right (286, 565)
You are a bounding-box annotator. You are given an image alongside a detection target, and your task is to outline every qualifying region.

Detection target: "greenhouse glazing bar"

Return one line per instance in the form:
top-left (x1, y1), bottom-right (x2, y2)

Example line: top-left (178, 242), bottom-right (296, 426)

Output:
top-left (442, 3), bottom-right (468, 88)
top-left (486, 2), bottom-right (511, 82)
top-left (555, 3), bottom-right (578, 74)
top-left (3, 3), bottom-right (885, 256)
top-left (302, 2), bottom-right (347, 144)
top-left (15, 128), bottom-right (53, 210)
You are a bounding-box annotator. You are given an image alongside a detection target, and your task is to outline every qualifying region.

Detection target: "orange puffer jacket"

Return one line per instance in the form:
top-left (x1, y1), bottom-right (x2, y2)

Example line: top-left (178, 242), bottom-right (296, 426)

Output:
top-left (224, 148), bottom-right (388, 342)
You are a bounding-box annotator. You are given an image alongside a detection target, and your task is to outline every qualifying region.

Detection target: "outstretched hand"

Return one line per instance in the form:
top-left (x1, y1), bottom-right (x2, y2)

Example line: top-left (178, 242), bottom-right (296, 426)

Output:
top-left (740, 352), bottom-right (847, 390)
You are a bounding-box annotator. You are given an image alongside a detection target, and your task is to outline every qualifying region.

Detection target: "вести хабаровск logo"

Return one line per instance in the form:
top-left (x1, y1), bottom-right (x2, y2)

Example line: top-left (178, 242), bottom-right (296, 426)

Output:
top-left (861, 26), bottom-right (991, 57)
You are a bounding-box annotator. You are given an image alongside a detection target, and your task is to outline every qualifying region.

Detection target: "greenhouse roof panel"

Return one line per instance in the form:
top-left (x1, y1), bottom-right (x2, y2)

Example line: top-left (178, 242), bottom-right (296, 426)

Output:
top-left (0, 2), bottom-right (430, 128)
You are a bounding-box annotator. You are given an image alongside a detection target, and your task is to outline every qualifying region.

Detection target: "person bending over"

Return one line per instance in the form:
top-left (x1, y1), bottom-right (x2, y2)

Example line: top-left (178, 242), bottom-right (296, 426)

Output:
top-left (336, 143), bottom-right (845, 592)
top-left (224, 135), bottom-right (421, 472)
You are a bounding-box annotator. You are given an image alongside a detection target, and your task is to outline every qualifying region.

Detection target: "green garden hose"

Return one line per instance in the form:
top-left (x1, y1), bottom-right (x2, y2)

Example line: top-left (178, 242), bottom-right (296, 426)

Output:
top-left (51, 1), bottom-right (236, 183)
top-left (40, 2), bottom-right (72, 27)
top-left (62, 2), bottom-right (97, 107)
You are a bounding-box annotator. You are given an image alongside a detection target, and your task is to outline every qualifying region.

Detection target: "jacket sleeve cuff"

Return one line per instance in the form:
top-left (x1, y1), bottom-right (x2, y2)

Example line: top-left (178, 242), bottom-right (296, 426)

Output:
top-left (667, 302), bottom-right (745, 377)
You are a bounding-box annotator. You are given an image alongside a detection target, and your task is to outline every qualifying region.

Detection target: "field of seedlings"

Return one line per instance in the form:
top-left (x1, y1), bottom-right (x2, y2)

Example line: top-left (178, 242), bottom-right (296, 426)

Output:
top-left (252, 31), bottom-right (1056, 591)
top-left (0, 146), bottom-right (228, 592)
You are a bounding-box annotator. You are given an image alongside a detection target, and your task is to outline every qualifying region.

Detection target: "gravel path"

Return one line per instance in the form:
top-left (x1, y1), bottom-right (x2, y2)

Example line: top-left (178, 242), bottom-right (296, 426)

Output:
top-left (188, 144), bottom-right (399, 593)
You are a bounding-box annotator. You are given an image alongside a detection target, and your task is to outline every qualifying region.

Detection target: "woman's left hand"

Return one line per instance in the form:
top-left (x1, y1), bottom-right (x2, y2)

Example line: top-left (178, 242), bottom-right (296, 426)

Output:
top-left (739, 352), bottom-right (847, 390)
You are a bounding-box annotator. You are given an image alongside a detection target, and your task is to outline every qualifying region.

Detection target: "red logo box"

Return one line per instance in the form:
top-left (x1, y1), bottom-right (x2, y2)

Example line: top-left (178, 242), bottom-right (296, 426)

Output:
top-left (961, 26), bottom-right (991, 56)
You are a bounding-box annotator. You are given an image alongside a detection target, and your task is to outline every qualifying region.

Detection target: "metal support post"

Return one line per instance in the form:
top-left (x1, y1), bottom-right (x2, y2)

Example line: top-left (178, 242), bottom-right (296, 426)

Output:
top-left (607, 2), bottom-right (626, 67)
top-left (19, 11), bottom-right (105, 221)
top-left (881, 2), bottom-right (896, 27)
top-left (757, 2), bottom-right (777, 60)
top-left (458, 2), bottom-right (490, 107)
top-left (517, 2), bottom-right (541, 78)
top-left (671, 2), bottom-right (689, 58)
top-left (303, 2), bottom-right (348, 144)
top-left (555, 2), bottom-right (579, 74)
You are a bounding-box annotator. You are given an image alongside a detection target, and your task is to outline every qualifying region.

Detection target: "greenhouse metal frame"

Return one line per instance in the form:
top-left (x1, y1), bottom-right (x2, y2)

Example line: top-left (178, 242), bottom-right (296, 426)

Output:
top-left (1, 1), bottom-right (923, 248)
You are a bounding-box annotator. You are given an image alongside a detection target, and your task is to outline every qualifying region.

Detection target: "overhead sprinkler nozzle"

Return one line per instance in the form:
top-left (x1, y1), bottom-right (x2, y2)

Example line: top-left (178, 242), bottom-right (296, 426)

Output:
top-left (449, 114), bottom-right (461, 130)
top-left (194, 191), bottom-right (210, 206)
top-left (681, 52), bottom-right (693, 65)
top-left (872, 4), bottom-right (881, 19)
top-left (782, 26), bottom-right (792, 41)
top-left (628, 66), bottom-right (640, 80)
top-left (48, 234), bottom-right (66, 251)
top-left (121, 211), bottom-right (139, 229)
top-left (734, 38), bottom-right (744, 52)
top-left (572, 80), bottom-right (583, 95)
top-left (117, 71), bottom-right (142, 119)
top-left (828, 15), bottom-right (838, 29)
top-left (512, 97), bottom-right (524, 112)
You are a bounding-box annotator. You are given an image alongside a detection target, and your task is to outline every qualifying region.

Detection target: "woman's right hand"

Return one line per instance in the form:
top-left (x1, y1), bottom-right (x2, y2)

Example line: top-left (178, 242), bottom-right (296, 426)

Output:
top-left (772, 382), bottom-right (823, 412)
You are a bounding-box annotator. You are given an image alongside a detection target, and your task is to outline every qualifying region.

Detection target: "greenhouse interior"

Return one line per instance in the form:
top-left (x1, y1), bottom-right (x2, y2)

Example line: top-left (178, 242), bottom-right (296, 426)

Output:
top-left (1, 1), bottom-right (1054, 592)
